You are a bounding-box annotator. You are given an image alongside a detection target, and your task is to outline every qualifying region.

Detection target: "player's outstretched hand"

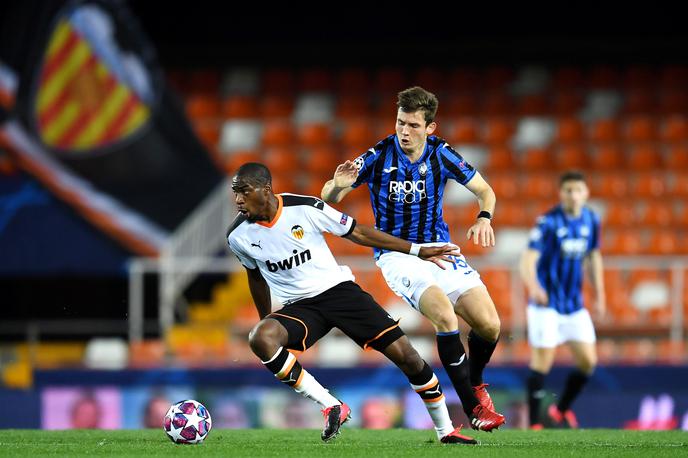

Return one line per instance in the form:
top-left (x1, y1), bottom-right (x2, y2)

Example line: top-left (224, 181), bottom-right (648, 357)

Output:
top-left (466, 218), bottom-right (495, 248)
top-left (333, 160), bottom-right (358, 188)
top-left (419, 244), bottom-right (462, 270)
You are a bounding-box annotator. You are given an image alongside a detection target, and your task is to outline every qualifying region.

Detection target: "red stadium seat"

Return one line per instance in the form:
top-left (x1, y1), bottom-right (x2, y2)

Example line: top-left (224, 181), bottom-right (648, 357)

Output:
top-left (588, 119), bottom-right (620, 143)
top-left (667, 172), bottom-right (688, 197)
top-left (638, 201), bottom-right (673, 226)
top-left (447, 118), bottom-right (481, 144)
top-left (340, 119), bottom-right (376, 148)
top-left (630, 173), bottom-right (666, 199)
top-left (262, 120), bottom-right (294, 147)
top-left (298, 69), bottom-right (333, 92)
top-left (336, 96), bottom-right (372, 120)
top-left (660, 66), bottom-right (688, 89)
top-left (221, 95), bottom-right (259, 119)
top-left (623, 66), bottom-right (655, 89)
top-left (262, 69), bottom-right (294, 94)
top-left (481, 91), bottom-right (513, 117)
top-left (484, 67), bottom-right (514, 90)
top-left (628, 144), bottom-right (664, 170)
top-left (591, 172), bottom-right (628, 198)
top-left (224, 150), bottom-right (261, 176)
top-left (552, 67), bottom-right (583, 90)
top-left (644, 229), bottom-right (680, 255)
top-left (602, 229), bottom-right (643, 255)
top-left (191, 120), bottom-right (221, 152)
top-left (520, 148), bottom-right (555, 171)
top-left (495, 202), bottom-right (531, 226)
top-left (556, 144), bottom-right (587, 170)
top-left (624, 116), bottom-right (658, 143)
top-left (443, 94), bottom-right (479, 118)
top-left (658, 90), bottom-right (688, 114)
top-left (556, 117), bottom-right (585, 143)
top-left (483, 118), bottom-right (515, 145)
top-left (552, 93), bottom-right (584, 116)
top-left (298, 123), bottom-right (333, 147)
top-left (673, 202), bottom-right (688, 227)
top-left (260, 95), bottom-right (294, 119)
top-left (622, 90), bottom-right (656, 115)
top-left (604, 201), bottom-right (637, 227)
top-left (263, 146), bottom-right (300, 178)
top-left (484, 146), bottom-right (516, 171)
top-left (589, 143), bottom-right (624, 171)
top-left (304, 146), bottom-right (340, 178)
top-left (588, 66), bottom-right (619, 89)
top-left (488, 173), bottom-right (519, 199)
top-left (337, 69), bottom-right (370, 94)
top-left (186, 95), bottom-right (221, 120)
top-left (659, 116), bottom-right (688, 142)
top-left (374, 69), bottom-right (407, 95)
top-left (517, 94), bottom-right (549, 116)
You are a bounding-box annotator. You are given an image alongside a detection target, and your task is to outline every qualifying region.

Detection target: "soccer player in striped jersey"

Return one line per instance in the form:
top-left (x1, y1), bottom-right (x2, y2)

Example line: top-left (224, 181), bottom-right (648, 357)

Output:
top-left (519, 171), bottom-right (606, 429)
top-left (321, 87), bottom-right (505, 431)
top-left (228, 162), bottom-right (479, 444)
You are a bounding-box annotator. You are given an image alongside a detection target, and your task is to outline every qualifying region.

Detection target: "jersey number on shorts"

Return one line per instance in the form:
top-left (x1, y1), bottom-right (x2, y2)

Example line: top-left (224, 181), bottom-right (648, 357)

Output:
top-left (450, 256), bottom-right (473, 275)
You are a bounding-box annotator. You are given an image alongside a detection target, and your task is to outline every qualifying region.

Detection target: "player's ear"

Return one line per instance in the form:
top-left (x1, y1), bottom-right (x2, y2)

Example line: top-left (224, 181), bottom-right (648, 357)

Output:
top-left (426, 121), bottom-right (437, 135)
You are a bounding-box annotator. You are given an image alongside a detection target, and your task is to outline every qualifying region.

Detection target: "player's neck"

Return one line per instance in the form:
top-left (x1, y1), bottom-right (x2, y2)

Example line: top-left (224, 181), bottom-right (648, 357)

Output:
top-left (401, 142), bottom-right (426, 163)
top-left (262, 194), bottom-right (280, 222)
top-left (562, 206), bottom-right (583, 218)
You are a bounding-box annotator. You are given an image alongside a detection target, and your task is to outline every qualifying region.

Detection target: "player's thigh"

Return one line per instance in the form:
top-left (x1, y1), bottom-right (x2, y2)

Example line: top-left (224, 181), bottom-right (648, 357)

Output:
top-left (268, 305), bottom-right (330, 352)
top-left (453, 285), bottom-right (500, 338)
top-left (418, 285), bottom-right (458, 332)
top-left (376, 251), bottom-right (437, 310)
top-left (527, 305), bottom-right (561, 355)
top-left (326, 282), bottom-right (405, 352)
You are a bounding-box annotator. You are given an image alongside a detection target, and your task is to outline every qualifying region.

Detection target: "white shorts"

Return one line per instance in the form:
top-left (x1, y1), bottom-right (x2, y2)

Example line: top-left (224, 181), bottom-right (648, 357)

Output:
top-left (375, 243), bottom-right (484, 311)
top-left (527, 304), bottom-right (597, 348)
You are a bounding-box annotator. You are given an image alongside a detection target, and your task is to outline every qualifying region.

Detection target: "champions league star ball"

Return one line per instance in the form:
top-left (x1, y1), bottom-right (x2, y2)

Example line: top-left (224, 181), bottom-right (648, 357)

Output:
top-left (163, 400), bottom-right (212, 444)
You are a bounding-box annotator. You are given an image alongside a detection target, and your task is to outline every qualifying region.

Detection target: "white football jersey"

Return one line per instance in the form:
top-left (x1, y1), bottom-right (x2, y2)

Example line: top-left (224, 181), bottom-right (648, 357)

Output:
top-left (227, 193), bottom-right (356, 304)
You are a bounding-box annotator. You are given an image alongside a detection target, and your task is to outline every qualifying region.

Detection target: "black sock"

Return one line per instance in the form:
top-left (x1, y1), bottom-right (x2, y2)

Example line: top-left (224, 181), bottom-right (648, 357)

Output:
top-left (467, 330), bottom-right (498, 386)
top-left (436, 330), bottom-right (479, 415)
top-left (407, 361), bottom-right (445, 402)
top-left (527, 369), bottom-right (546, 425)
top-left (262, 347), bottom-right (303, 387)
top-left (557, 370), bottom-right (590, 412)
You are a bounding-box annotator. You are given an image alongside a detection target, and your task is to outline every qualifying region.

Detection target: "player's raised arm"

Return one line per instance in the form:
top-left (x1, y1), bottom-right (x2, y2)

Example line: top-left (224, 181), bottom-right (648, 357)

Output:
top-left (321, 160), bottom-right (358, 203)
top-left (245, 266), bottom-right (272, 319)
top-left (464, 172), bottom-right (496, 248)
top-left (345, 224), bottom-right (461, 269)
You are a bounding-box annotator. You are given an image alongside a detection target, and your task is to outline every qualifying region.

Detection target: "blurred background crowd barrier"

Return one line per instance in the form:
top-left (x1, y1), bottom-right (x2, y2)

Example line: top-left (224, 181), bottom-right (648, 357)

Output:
top-left (0, 0), bottom-right (686, 431)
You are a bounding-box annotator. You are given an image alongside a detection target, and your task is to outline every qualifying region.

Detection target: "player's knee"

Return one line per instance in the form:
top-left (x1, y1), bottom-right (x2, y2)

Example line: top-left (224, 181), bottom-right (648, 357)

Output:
top-left (579, 356), bottom-right (597, 374)
top-left (429, 309), bottom-right (459, 333)
top-left (248, 319), bottom-right (284, 356)
top-left (475, 317), bottom-right (501, 342)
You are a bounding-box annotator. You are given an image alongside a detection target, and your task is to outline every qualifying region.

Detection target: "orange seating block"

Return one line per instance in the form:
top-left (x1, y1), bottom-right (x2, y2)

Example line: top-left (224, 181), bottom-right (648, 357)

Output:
top-left (221, 95), bottom-right (259, 119)
top-left (304, 146), bottom-right (340, 177)
top-left (341, 119), bottom-right (376, 148)
top-left (481, 92), bottom-right (512, 116)
top-left (443, 94), bottom-right (479, 117)
top-left (556, 117), bottom-right (585, 143)
top-left (298, 69), bottom-right (333, 92)
top-left (588, 66), bottom-right (619, 89)
top-left (186, 95), bottom-right (220, 119)
top-left (552, 93), bottom-right (583, 115)
top-left (665, 145), bottom-right (688, 169)
top-left (602, 230), bottom-right (643, 255)
top-left (660, 116), bottom-right (688, 142)
top-left (591, 172), bottom-right (628, 198)
top-left (337, 69), bottom-right (370, 94)
top-left (667, 172), bottom-right (688, 197)
top-left (375, 69), bottom-right (407, 94)
top-left (488, 173), bottom-right (518, 199)
top-left (520, 173), bottom-right (558, 199)
top-left (589, 143), bottom-right (623, 171)
top-left (624, 116), bottom-right (657, 143)
top-left (639, 201), bottom-right (674, 226)
top-left (298, 123), bottom-right (332, 147)
top-left (260, 95), bottom-right (294, 118)
top-left (336, 96), bottom-right (372, 120)
top-left (552, 67), bottom-right (583, 90)
top-left (622, 90), bottom-right (655, 115)
top-left (447, 118), bottom-right (480, 144)
top-left (630, 173), bottom-right (666, 199)
top-left (262, 120), bottom-right (294, 147)
top-left (262, 69), bottom-right (294, 94)
top-left (517, 94), bottom-right (549, 116)
top-left (604, 201), bottom-right (637, 227)
top-left (628, 144), bottom-right (664, 169)
top-left (484, 146), bottom-right (516, 171)
top-left (483, 118), bottom-right (515, 145)
top-left (556, 144), bottom-right (587, 170)
top-left (589, 119), bottom-right (620, 143)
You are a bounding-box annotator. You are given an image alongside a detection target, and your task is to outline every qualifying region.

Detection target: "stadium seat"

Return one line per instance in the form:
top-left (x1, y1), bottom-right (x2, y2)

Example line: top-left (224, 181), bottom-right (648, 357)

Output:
top-left (261, 120), bottom-right (294, 147)
top-left (336, 69), bottom-right (370, 94)
top-left (340, 119), bottom-right (376, 148)
top-left (487, 173), bottom-right (519, 199)
top-left (667, 172), bottom-right (688, 197)
top-left (443, 93), bottom-right (479, 118)
top-left (188, 70), bottom-right (221, 95)
top-left (623, 66), bottom-right (655, 89)
top-left (552, 92), bottom-right (584, 116)
top-left (659, 116), bottom-right (688, 142)
top-left (628, 144), bottom-right (664, 170)
top-left (492, 201), bottom-right (528, 226)
top-left (588, 119), bottom-right (621, 143)
top-left (298, 123), bottom-right (333, 147)
top-left (304, 146), bottom-right (340, 177)
top-left (673, 202), bottom-right (688, 227)
top-left (588, 65), bottom-right (619, 89)
top-left (224, 150), bottom-right (261, 175)
top-left (624, 116), bottom-right (658, 143)
top-left (660, 65), bottom-right (688, 89)
top-left (604, 201), bottom-right (637, 227)
top-left (520, 173), bottom-right (558, 199)
top-left (555, 117), bottom-right (585, 143)
top-left (665, 144), bottom-right (688, 169)
top-left (622, 90), bottom-right (656, 115)
top-left (298, 68), bottom-right (333, 92)
top-left (602, 229), bottom-right (643, 255)
top-left (481, 91), bottom-right (513, 116)
top-left (374, 68), bottom-right (407, 95)
top-left (483, 118), bottom-right (515, 145)
top-left (447, 118), bottom-right (481, 144)
top-left (221, 95), bottom-right (259, 119)
top-left (517, 94), bottom-right (549, 116)
top-left (186, 94), bottom-right (221, 120)
top-left (655, 339), bottom-right (686, 365)
top-left (261, 69), bottom-right (295, 94)
top-left (631, 173), bottom-right (666, 199)
top-left (191, 120), bottom-right (221, 152)
top-left (658, 90), bottom-right (688, 114)
top-left (639, 201), bottom-right (674, 226)
top-left (260, 94), bottom-right (294, 119)
top-left (448, 68), bottom-right (481, 92)
top-left (527, 201), bottom-right (554, 224)
top-left (588, 143), bottom-right (623, 171)
top-left (128, 340), bottom-right (165, 368)
top-left (263, 146), bottom-right (300, 178)
top-left (592, 172), bottom-right (628, 198)
top-left (551, 67), bottom-right (583, 90)
top-left (484, 67), bottom-right (515, 90)
top-left (335, 96), bottom-right (372, 120)
top-left (414, 68), bottom-right (444, 93)
top-left (619, 339), bottom-right (657, 364)
top-left (484, 146), bottom-right (516, 171)
top-left (556, 143), bottom-right (587, 170)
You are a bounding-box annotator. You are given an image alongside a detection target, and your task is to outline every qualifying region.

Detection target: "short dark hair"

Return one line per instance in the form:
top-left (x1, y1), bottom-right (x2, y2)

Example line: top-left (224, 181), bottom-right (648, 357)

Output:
top-left (234, 162), bottom-right (272, 187)
top-left (559, 170), bottom-right (586, 187)
top-left (397, 86), bottom-right (438, 125)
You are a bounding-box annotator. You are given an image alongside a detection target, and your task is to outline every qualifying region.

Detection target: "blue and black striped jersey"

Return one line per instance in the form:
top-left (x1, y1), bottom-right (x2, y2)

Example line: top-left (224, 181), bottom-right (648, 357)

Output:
top-left (352, 134), bottom-right (476, 257)
top-left (527, 205), bottom-right (601, 314)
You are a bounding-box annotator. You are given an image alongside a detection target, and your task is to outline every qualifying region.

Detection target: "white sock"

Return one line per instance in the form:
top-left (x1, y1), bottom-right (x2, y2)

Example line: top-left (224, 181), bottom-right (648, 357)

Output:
top-left (294, 369), bottom-right (340, 409)
top-left (424, 398), bottom-right (455, 439)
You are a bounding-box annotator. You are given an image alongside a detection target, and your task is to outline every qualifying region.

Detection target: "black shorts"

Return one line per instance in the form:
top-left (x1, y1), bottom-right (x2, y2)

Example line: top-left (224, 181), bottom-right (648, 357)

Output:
top-left (268, 281), bottom-right (404, 353)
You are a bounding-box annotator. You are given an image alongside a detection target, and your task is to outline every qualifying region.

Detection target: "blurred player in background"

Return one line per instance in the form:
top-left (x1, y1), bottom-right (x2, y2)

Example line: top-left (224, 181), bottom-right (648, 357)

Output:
top-left (519, 171), bottom-right (606, 429)
top-left (321, 86), bottom-right (505, 430)
top-left (227, 162), bottom-right (481, 444)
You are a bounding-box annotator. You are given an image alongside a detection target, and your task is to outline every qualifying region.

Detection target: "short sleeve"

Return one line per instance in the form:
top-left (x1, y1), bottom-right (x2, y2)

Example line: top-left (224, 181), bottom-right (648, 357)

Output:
top-left (439, 144), bottom-right (477, 185)
top-left (528, 216), bottom-right (550, 252)
top-left (306, 202), bottom-right (356, 237)
top-left (228, 235), bottom-right (258, 269)
top-left (351, 148), bottom-right (378, 189)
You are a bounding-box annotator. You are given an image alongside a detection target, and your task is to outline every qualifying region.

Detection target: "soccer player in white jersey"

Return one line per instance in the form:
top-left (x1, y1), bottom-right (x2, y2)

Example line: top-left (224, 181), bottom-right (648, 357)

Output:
top-left (227, 162), bottom-right (477, 444)
top-left (321, 87), bottom-right (505, 431)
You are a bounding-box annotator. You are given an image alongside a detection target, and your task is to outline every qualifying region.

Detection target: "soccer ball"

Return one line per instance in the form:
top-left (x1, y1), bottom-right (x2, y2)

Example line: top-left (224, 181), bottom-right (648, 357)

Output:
top-left (163, 399), bottom-right (212, 444)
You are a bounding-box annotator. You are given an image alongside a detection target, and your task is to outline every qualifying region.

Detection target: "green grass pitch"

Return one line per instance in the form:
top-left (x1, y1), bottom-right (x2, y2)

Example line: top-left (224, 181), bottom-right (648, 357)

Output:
top-left (1, 429), bottom-right (686, 457)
